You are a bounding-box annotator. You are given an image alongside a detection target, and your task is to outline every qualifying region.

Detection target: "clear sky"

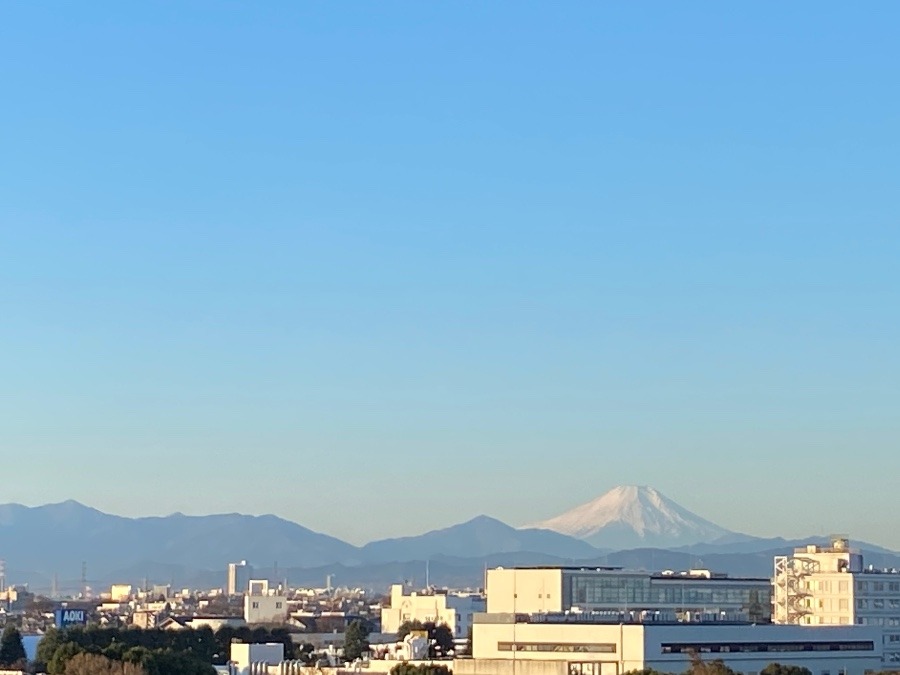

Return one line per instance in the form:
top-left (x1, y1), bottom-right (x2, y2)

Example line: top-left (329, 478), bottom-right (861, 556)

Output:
top-left (1, 2), bottom-right (899, 548)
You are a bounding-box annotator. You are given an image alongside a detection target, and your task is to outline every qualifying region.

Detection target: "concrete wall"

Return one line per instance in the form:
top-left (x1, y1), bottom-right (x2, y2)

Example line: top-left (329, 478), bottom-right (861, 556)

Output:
top-left (486, 569), bottom-right (564, 614)
top-left (244, 594), bottom-right (288, 624)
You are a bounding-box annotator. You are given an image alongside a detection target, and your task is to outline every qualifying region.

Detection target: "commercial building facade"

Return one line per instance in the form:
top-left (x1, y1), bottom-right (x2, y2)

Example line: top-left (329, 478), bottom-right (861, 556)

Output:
top-left (460, 614), bottom-right (883, 675)
top-left (486, 567), bottom-right (772, 623)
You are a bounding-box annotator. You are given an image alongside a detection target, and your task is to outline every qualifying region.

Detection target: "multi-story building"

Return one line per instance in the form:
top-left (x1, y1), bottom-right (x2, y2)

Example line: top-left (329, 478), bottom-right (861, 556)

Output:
top-left (381, 584), bottom-right (487, 639)
top-left (773, 536), bottom-right (900, 665)
top-left (227, 561), bottom-right (254, 596)
top-left (244, 580), bottom-right (287, 624)
top-left (459, 613), bottom-right (883, 675)
top-left (486, 566), bottom-right (772, 623)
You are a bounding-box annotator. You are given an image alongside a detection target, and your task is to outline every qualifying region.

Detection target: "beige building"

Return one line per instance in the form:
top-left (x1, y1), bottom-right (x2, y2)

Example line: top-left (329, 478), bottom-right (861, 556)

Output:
top-left (486, 567), bottom-right (771, 622)
top-left (461, 613), bottom-right (883, 675)
top-left (774, 537), bottom-right (900, 665)
top-left (381, 584), bottom-right (486, 638)
top-left (109, 584), bottom-right (133, 602)
top-left (244, 579), bottom-right (287, 624)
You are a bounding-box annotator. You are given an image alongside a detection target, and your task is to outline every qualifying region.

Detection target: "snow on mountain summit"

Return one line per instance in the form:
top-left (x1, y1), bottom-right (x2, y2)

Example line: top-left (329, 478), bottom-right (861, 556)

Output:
top-left (528, 485), bottom-right (735, 549)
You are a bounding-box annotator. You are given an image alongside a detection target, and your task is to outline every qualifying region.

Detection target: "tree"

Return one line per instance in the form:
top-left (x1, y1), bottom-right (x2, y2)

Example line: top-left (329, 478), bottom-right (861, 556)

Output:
top-left (0, 624), bottom-right (27, 668)
top-left (428, 623), bottom-right (454, 658)
top-left (396, 620), bottom-right (425, 641)
top-left (684, 653), bottom-right (737, 675)
top-left (390, 664), bottom-right (452, 675)
top-left (761, 665), bottom-right (812, 675)
top-left (36, 627), bottom-right (62, 671)
top-left (343, 620), bottom-right (370, 662)
top-left (64, 653), bottom-right (146, 675)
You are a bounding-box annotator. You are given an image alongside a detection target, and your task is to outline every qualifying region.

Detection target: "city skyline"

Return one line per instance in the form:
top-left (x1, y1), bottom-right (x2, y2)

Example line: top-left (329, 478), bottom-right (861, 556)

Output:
top-left (2, 3), bottom-right (899, 548)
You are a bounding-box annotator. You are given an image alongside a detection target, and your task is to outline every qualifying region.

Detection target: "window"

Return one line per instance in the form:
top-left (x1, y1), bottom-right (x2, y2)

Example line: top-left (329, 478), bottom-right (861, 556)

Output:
top-left (839, 581), bottom-right (849, 593)
top-left (875, 600), bottom-right (885, 609)
top-left (275, 602), bottom-right (282, 609)
top-left (660, 642), bottom-right (875, 654)
top-left (252, 602), bottom-right (259, 609)
top-left (499, 643), bottom-right (616, 654)
top-left (840, 599), bottom-right (849, 611)
top-left (858, 582), bottom-right (869, 593)
top-left (858, 599), bottom-right (869, 609)
top-left (875, 583), bottom-right (885, 593)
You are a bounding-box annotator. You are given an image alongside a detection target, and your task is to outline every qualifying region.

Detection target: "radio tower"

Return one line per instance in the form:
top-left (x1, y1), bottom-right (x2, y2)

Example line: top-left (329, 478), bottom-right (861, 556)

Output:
top-left (81, 561), bottom-right (89, 599)
top-left (0, 559), bottom-right (6, 593)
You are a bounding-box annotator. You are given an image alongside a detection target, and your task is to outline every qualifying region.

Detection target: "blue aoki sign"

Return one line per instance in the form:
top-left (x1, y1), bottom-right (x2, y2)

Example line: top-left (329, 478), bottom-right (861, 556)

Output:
top-left (54, 608), bottom-right (88, 627)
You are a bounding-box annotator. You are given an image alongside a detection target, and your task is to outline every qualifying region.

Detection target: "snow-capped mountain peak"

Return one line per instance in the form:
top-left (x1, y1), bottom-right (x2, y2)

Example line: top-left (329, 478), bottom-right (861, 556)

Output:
top-left (527, 485), bottom-right (735, 549)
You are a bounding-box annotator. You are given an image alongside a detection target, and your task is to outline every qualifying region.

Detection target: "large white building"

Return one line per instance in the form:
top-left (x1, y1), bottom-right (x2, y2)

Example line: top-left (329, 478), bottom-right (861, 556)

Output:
top-left (774, 536), bottom-right (900, 666)
top-left (460, 613), bottom-right (883, 675)
top-left (486, 567), bottom-right (772, 623)
top-left (244, 580), bottom-right (288, 625)
top-left (381, 584), bottom-right (486, 639)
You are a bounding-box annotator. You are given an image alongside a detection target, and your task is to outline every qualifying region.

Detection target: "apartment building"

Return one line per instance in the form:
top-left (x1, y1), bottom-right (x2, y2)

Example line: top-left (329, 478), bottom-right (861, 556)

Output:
top-left (773, 536), bottom-right (900, 665)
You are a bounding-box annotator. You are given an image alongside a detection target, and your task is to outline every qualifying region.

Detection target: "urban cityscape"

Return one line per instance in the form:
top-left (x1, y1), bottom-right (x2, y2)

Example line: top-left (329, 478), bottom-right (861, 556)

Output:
top-left (3, 3), bottom-right (898, 675)
top-left (2, 487), bottom-right (900, 675)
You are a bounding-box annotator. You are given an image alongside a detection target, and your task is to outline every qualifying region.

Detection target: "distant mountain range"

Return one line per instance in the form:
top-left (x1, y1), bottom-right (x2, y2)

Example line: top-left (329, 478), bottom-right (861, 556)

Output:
top-left (2, 487), bottom-right (897, 592)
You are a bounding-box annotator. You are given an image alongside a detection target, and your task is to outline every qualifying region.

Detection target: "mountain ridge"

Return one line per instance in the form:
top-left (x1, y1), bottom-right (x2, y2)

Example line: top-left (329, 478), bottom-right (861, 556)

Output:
top-left (528, 485), bottom-right (744, 549)
top-left (3, 494), bottom-right (897, 592)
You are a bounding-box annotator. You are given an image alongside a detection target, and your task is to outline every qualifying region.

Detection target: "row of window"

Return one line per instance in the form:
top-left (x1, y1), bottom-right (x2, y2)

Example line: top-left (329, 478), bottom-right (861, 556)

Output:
top-left (858, 598), bottom-right (900, 609)
top-left (857, 617), bottom-right (900, 626)
top-left (660, 641), bottom-right (875, 654)
top-left (568, 576), bottom-right (771, 608)
top-left (857, 581), bottom-right (900, 593)
top-left (498, 642), bottom-right (616, 653)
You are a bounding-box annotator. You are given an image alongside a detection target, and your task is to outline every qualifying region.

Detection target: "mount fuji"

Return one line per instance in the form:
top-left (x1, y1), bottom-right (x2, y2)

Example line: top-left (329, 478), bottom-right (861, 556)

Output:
top-left (528, 485), bottom-right (747, 549)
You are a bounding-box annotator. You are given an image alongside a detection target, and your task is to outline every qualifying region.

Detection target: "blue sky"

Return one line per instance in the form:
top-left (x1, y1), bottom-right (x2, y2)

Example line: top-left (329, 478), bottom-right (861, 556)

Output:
top-left (1, 2), bottom-right (898, 548)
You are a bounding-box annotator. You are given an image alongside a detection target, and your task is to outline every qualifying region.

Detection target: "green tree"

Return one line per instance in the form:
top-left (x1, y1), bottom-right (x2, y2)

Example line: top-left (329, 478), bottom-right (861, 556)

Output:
top-left (343, 620), bottom-right (370, 662)
top-left (761, 665), bottom-right (812, 675)
top-left (36, 626), bottom-right (62, 671)
top-left (428, 623), bottom-right (454, 658)
top-left (0, 624), bottom-right (27, 668)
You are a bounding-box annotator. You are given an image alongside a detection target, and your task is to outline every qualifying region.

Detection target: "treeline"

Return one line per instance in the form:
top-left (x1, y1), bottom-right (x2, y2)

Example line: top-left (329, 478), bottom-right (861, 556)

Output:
top-left (624, 660), bottom-right (855, 675)
top-left (36, 625), bottom-right (301, 675)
